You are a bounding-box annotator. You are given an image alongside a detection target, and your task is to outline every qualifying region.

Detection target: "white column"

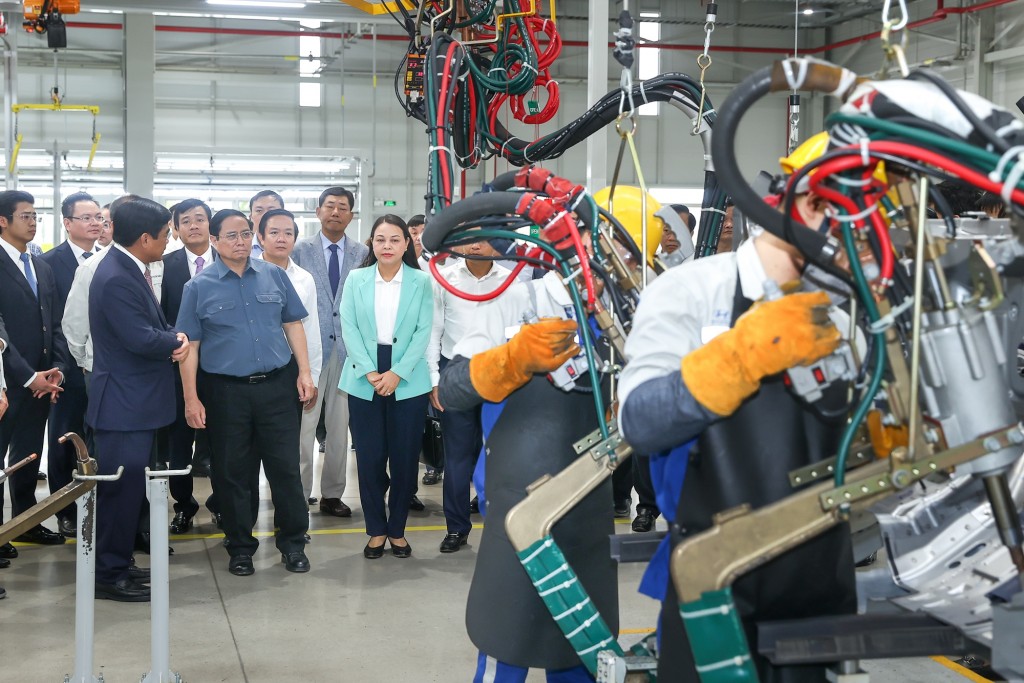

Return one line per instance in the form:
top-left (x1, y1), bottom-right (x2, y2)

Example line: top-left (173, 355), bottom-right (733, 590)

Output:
top-left (586, 1), bottom-right (610, 191)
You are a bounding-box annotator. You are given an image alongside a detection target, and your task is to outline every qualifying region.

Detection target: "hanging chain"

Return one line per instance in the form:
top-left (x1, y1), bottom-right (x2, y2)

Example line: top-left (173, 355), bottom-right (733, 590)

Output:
top-left (693, 2), bottom-right (717, 135)
top-left (878, 0), bottom-right (910, 78)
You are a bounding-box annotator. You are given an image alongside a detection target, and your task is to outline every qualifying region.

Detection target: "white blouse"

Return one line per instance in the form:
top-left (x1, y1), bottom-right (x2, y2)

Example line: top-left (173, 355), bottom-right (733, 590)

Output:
top-left (374, 264), bottom-right (404, 345)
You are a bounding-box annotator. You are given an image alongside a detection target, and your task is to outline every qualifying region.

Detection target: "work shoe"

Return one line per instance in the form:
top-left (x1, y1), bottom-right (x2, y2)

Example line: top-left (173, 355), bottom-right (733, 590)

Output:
top-left (281, 551), bottom-right (310, 573)
top-left (439, 532), bottom-right (469, 553)
top-left (95, 578), bottom-right (150, 602)
top-left (228, 555), bottom-right (255, 576)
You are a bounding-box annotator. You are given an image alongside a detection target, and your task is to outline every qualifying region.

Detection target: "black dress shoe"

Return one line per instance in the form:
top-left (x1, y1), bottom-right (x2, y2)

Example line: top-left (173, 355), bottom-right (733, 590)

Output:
top-left (37, 471), bottom-right (47, 481)
top-left (469, 496), bottom-right (480, 514)
top-left (0, 557), bottom-right (10, 569)
top-left (127, 565), bottom-right (151, 583)
top-left (363, 541), bottom-right (385, 559)
top-left (307, 497), bottom-right (318, 505)
top-left (614, 502), bottom-right (631, 519)
top-left (15, 524), bottom-right (65, 545)
top-left (169, 511), bottom-right (194, 535)
top-left (319, 498), bottom-right (352, 518)
top-left (281, 551), bottom-right (310, 573)
top-left (439, 532), bottom-right (469, 553)
top-left (390, 539), bottom-right (412, 558)
top-left (95, 578), bottom-right (150, 602)
top-left (631, 509), bottom-right (656, 533)
top-left (211, 512), bottom-right (223, 529)
top-left (135, 532), bottom-right (174, 555)
top-left (228, 555), bottom-right (255, 576)
top-left (409, 495), bottom-right (425, 511)
top-left (422, 470), bottom-right (441, 485)
top-left (0, 543), bottom-right (18, 559)
top-left (58, 517), bottom-right (77, 538)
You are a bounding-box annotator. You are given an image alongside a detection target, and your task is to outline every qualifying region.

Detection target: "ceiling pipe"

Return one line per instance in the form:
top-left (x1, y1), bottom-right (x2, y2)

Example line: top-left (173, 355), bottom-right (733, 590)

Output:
top-left (63, 0), bottom-right (1017, 58)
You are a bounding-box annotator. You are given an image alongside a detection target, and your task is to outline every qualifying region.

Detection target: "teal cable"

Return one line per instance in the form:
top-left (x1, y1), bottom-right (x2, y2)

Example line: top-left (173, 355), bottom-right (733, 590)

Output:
top-left (834, 218), bottom-right (886, 488)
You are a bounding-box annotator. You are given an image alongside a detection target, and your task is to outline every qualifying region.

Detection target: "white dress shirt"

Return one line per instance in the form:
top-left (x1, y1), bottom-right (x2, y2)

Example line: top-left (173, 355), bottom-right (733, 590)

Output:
top-left (374, 264), bottom-right (403, 346)
top-left (66, 239), bottom-right (96, 264)
top-left (0, 338), bottom-right (7, 392)
top-left (426, 260), bottom-right (512, 385)
top-left (0, 236), bottom-right (36, 289)
top-left (320, 232), bottom-right (348, 273)
top-left (185, 246), bottom-right (214, 279)
top-left (163, 233), bottom-right (183, 254)
top-left (262, 256), bottom-right (323, 386)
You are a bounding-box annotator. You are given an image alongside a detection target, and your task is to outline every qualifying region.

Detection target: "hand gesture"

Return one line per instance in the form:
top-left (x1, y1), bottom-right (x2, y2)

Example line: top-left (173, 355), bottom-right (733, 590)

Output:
top-left (373, 370), bottom-right (401, 397)
top-left (172, 334), bottom-right (190, 363)
top-left (185, 397), bottom-right (207, 429)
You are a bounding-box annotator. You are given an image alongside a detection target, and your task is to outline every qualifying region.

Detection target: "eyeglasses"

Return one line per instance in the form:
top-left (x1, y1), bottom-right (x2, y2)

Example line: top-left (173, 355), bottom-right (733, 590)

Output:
top-left (70, 214), bottom-right (105, 223)
top-left (218, 230), bottom-right (254, 242)
top-left (15, 212), bottom-right (38, 222)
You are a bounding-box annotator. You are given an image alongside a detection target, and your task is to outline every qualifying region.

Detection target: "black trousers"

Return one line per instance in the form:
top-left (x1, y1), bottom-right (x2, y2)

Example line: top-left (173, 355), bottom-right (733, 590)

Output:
top-left (93, 429), bottom-right (154, 583)
top-left (202, 359), bottom-right (307, 556)
top-left (163, 376), bottom-right (204, 517)
top-left (47, 370), bottom-right (89, 522)
top-left (438, 356), bottom-right (481, 535)
top-left (0, 390), bottom-right (50, 523)
top-left (348, 345), bottom-right (429, 539)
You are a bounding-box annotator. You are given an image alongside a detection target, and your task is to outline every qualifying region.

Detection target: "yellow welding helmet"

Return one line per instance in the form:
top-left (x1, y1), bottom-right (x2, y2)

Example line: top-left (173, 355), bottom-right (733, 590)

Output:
top-left (781, 131), bottom-right (889, 187)
top-left (779, 131), bottom-right (831, 175)
top-left (592, 186), bottom-right (663, 264)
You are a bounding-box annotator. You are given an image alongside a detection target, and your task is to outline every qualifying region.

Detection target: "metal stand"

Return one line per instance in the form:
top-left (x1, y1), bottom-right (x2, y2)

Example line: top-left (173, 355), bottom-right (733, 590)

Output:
top-left (140, 466), bottom-right (189, 683)
top-left (65, 466), bottom-right (125, 683)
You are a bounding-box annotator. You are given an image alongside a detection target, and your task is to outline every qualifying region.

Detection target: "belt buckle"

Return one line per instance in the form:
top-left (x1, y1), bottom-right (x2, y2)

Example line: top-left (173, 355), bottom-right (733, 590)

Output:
top-left (248, 374), bottom-right (266, 384)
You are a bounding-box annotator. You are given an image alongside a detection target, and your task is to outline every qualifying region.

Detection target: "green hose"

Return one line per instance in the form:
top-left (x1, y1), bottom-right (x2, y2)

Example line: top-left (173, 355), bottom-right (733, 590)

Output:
top-left (834, 219), bottom-right (886, 488)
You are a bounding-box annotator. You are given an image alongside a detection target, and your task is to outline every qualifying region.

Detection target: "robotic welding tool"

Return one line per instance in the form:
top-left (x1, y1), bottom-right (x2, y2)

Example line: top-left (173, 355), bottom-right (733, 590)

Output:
top-left (674, 56), bottom-right (1024, 683)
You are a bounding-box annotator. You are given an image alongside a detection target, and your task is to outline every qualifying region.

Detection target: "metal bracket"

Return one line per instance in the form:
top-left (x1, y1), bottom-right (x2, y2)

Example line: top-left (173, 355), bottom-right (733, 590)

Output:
top-left (507, 428), bottom-right (631, 552)
top-left (789, 444), bottom-right (874, 487)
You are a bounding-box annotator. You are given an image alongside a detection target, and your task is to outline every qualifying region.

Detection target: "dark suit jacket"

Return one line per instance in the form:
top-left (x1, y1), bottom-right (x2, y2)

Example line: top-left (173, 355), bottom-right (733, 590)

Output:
top-left (0, 248), bottom-right (71, 394)
top-left (86, 248), bottom-right (181, 432)
top-left (40, 241), bottom-right (87, 389)
top-left (161, 248), bottom-right (216, 325)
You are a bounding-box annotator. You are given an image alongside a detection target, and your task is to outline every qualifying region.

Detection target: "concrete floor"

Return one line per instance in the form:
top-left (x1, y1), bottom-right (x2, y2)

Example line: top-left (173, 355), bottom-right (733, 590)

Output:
top-left (0, 455), bottom-right (980, 683)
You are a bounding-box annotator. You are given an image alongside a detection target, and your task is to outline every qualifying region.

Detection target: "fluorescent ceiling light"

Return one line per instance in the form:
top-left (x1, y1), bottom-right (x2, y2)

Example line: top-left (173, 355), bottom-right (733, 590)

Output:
top-left (802, 8), bottom-right (814, 14)
top-left (207, 1), bottom-right (307, 9)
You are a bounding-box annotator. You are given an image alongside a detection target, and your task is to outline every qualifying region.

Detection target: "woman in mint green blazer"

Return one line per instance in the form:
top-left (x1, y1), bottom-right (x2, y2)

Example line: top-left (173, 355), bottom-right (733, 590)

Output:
top-left (339, 215), bottom-right (434, 559)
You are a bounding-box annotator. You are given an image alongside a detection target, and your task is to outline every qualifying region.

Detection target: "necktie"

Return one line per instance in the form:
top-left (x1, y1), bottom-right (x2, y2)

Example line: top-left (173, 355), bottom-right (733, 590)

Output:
top-left (20, 252), bottom-right (38, 298)
top-left (82, 251), bottom-right (92, 261)
top-left (195, 256), bottom-right (205, 275)
top-left (144, 266), bottom-right (155, 295)
top-left (328, 243), bottom-right (340, 298)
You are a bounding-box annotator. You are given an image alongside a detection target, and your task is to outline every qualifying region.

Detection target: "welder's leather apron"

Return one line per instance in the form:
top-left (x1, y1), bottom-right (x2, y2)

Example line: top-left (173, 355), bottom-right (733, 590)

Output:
top-left (465, 373), bottom-right (618, 670)
top-left (658, 281), bottom-right (858, 683)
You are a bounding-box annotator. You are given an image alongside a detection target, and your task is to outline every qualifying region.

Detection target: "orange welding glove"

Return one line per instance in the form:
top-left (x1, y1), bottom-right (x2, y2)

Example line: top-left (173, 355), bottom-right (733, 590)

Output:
top-left (681, 291), bottom-right (841, 416)
top-left (469, 318), bottom-right (581, 403)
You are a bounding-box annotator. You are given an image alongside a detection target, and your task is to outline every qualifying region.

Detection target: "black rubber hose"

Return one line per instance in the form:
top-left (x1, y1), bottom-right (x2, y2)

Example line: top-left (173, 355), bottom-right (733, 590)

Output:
top-left (710, 66), bottom-right (838, 268)
top-left (422, 191), bottom-right (523, 252)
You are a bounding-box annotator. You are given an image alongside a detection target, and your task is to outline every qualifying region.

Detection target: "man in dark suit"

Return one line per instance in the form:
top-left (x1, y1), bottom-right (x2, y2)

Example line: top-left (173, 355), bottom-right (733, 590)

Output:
top-left (160, 198), bottom-right (215, 533)
top-left (0, 190), bottom-right (70, 554)
top-left (40, 191), bottom-right (104, 538)
top-left (87, 198), bottom-right (190, 602)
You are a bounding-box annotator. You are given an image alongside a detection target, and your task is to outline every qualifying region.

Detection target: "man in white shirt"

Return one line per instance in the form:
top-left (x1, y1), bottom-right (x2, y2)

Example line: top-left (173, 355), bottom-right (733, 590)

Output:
top-left (258, 208), bottom-right (323, 505)
top-left (63, 195), bottom-right (143, 377)
top-left (427, 238), bottom-right (511, 552)
top-left (40, 191), bottom-right (104, 537)
top-left (249, 190), bottom-right (284, 260)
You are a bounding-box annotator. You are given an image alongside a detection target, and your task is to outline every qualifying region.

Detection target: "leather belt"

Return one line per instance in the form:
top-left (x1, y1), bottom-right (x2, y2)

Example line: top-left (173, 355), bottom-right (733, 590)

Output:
top-left (209, 363), bottom-right (288, 385)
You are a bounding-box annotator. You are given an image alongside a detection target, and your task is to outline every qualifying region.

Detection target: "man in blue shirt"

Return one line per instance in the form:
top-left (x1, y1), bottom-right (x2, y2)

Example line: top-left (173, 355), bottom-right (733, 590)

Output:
top-left (176, 209), bottom-right (317, 577)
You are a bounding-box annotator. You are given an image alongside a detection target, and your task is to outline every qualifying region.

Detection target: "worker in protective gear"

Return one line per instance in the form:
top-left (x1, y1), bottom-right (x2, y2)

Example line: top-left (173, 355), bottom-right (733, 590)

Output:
top-left (617, 133), bottom-right (859, 682)
top-left (438, 234), bottom-right (616, 683)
